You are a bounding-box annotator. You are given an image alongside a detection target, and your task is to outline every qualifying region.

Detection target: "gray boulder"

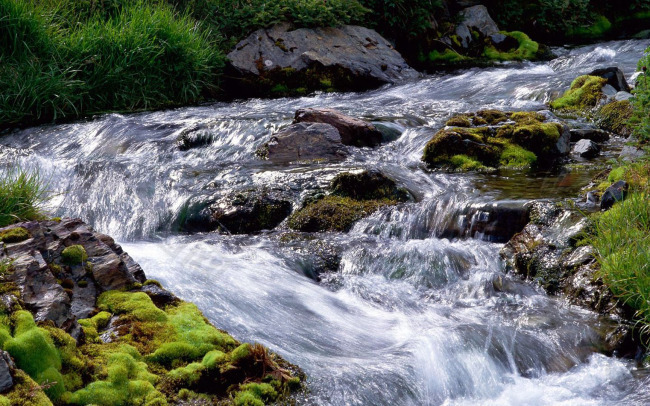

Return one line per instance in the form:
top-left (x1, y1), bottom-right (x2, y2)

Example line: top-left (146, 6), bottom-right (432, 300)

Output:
top-left (294, 108), bottom-right (383, 147)
top-left (572, 139), bottom-right (600, 159)
top-left (455, 5), bottom-right (500, 48)
top-left (588, 67), bottom-right (631, 92)
top-left (227, 23), bottom-right (418, 88)
top-left (259, 122), bottom-right (349, 163)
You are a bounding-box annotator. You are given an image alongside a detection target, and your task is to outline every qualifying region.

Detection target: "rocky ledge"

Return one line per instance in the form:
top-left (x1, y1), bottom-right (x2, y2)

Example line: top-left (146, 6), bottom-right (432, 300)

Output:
top-left (0, 219), bottom-right (302, 405)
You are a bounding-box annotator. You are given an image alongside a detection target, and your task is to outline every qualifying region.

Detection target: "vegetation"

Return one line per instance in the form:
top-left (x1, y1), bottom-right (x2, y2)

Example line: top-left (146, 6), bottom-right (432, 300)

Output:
top-left (587, 48), bottom-right (650, 340)
top-left (550, 75), bottom-right (607, 111)
top-left (0, 167), bottom-right (47, 227)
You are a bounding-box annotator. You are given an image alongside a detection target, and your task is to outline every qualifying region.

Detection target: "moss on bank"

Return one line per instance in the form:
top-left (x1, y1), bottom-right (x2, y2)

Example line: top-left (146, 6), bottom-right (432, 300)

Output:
top-left (423, 110), bottom-right (564, 171)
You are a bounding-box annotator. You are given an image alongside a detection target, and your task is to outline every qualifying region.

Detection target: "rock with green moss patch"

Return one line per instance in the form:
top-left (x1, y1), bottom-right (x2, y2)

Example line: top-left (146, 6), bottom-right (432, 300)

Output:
top-left (0, 227), bottom-right (30, 244)
top-left (423, 110), bottom-right (570, 171)
top-left (331, 171), bottom-right (410, 202)
top-left (598, 100), bottom-right (633, 137)
top-left (550, 75), bottom-right (608, 111)
top-left (288, 196), bottom-right (389, 233)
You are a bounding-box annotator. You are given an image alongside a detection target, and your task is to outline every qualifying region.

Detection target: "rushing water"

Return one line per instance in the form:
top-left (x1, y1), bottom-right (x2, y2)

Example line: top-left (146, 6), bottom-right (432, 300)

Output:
top-left (3, 39), bottom-right (650, 405)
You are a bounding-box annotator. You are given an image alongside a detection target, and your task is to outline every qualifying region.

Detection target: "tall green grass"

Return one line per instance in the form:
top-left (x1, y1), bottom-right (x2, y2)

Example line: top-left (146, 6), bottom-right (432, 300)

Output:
top-left (0, 167), bottom-right (48, 227)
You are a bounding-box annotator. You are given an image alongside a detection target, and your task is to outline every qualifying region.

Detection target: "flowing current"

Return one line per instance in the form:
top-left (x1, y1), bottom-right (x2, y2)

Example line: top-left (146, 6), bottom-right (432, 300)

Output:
top-left (3, 40), bottom-right (650, 405)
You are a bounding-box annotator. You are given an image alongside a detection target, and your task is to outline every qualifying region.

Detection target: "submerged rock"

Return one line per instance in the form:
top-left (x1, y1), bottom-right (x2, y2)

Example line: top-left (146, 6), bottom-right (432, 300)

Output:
top-left (258, 122), bottom-right (349, 163)
top-left (226, 23), bottom-right (418, 96)
top-left (182, 189), bottom-right (293, 234)
top-left (294, 108), bottom-right (384, 147)
top-left (572, 139), bottom-right (600, 159)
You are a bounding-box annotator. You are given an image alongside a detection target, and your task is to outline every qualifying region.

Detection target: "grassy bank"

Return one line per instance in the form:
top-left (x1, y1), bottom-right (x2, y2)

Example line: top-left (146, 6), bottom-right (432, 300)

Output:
top-left (587, 47), bottom-right (650, 336)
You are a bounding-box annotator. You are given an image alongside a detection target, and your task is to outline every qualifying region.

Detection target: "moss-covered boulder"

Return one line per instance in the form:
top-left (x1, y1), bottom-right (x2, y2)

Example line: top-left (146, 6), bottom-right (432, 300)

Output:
top-left (288, 171), bottom-right (409, 232)
top-left (598, 100), bottom-right (634, 137)
top-left (550, 75), bottom-right (608, 111)
top-left (0, 219), bottom-right (304, 405)
top-left (0, 227), bottom-right (30, 244)
top-left (423, 110), bottom-right (570, 171)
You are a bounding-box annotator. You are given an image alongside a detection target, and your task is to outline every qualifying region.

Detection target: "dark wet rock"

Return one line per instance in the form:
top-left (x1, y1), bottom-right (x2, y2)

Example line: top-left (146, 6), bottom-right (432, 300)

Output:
top-left (275, 232), bottom-right (344, 281)
top-left (569, 129), bottom-right (610, 143)
top-left (176, 125), bottom-right (215, 151)
top-left (455, 5), bottom-right (500, 48)
top-left (600, 180), bottom-right (629, 210)
top-left (489, 33), bottom-right (519, 52)
top-left (182, 189), bottom-right (292, 234)
top-left (437, 200), bottom-right (531, 243)
top-left (0, 219), bottom-right (146, 335)
top-left (330, 170), bottom-right (410, 201)
top-left (588, 67), bottom-right (631, 92)
top-left (258, 122), bottom-right (348, 163)
top-left (226, 23), bottom-right (418, 96)
top-left (0, 350), bottom-right (14, 392)
top-left (294, 108), bottom-right (383, 147)
top-left (572, 139), bottom-right (600, 159)
top-left (142, 283), bottom-right (180, 308)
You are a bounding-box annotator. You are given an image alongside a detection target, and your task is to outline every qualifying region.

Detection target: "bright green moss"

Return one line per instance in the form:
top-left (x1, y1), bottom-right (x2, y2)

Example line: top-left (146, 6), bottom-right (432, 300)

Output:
top-left (98, 291), bottom-right (167, 323)
top-left (147, 342), bottom-right (211, 366)
top-left (143, 279), bottom-right (162, 288)
top-left (449, 155), bottom-right (486, 171)
top-left (0, 395), bottom-right (9, 406)
top-left (550, 75), bottom-right (607, 111)
top-left (500, 144), bottom-right (538, 167)
top-left (5, 369), bottom-right (54, 406)
top-left (230, 343), bottom-right (252, 363)
top-left (234, 383), bottom-right (278, 406)
top-left (167, 362), bottom-right (204, 386)
top-left (0, 227), bottom-right (30, 243)
top-left (427, 49), bottom-right (467, 64)
top-left (202, 349), bottom-right (227, 369)
top-left (484, 31), bottom-right (539, 61)
top-left (2, 311), bottom-right (65, 400)
top-left (61, 245), bottom-right (88, 265)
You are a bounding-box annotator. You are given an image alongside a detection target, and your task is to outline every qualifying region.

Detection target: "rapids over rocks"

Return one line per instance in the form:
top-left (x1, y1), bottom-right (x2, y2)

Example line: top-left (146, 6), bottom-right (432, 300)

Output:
top-left (3, 39), bottom-right (650, 405)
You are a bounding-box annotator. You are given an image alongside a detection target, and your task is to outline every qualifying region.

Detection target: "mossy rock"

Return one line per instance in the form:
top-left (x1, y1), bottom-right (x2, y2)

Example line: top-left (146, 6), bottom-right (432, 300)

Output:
top-left (287, 196), bottom-right (390, 233)
top-left (330, 171), bottom-right (409, 202)
top-left (61, 245), bottom-right (88, 265)
top-left (422, 127), bottom-right (501, 169)
top-left (550, 75), bottom-right (608, 111)
top-left (598, 100), bottom-right (633, 137)
top-left (0, 227), bottom-right (30, 243)
top-left (483, 31), bottom-right (544, 61)
top-left (445, 115), bottom-right (472, 127)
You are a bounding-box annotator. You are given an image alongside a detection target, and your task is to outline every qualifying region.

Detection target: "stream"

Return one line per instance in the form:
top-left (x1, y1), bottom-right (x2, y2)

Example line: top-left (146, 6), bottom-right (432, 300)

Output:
top-left (3, 39), bottom-right (650, 405)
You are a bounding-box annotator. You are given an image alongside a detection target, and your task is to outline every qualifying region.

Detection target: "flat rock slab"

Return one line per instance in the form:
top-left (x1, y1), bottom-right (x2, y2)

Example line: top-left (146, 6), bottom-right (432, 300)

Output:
top-left (260, 122), bottom-right (349, 163)
top-left (228, 23), bottom-right (418, 85)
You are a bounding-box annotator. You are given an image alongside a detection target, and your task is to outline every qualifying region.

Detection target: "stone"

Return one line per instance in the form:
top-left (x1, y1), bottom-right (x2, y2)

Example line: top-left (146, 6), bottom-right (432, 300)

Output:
top-left (330, 170), bottom-right (409, 201)
top-left (572, 139), bottom-right (600, 159)
top-left (0, 351), bottom-right (14, 392)
top-left (455, 5), bottom-right (500, 48)
top-left (588, 67), bottom-right (631, 92)
top-left (615, 91), bottom-right (634, 101)
top-left (259, 122), bottom-right (348, 163)
top-left (294, 108), bottom-right (383, 147)
top-left (600, 180), bottom-right (629, 210)
top-left (569, 128), bottom-right (610, 143)
top-left (142, 284), bottom-right (180, 308)
top-left (227, 23), bottom-right (418, 91)
top-left (182, 189), bottom-right (293, 234)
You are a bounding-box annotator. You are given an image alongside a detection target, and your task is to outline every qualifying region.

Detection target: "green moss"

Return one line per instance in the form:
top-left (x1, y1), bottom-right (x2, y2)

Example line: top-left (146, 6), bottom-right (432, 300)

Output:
top-left (550, 75), bottom-right (607, 111)
top-left (202, 350), bottom-right (227, 369)
top-left (167, 362), bottom-right (204, 386)
top-left (449, 155), bottom-right (487, 171)
top-left (234, 383), bottom-right (278, 406)
top-left (570, 15), bottom-right (612, 39)
top-left (500, 144), bottom-right (538, 168)
top-left (511, 111), bottom-right (546, 125)
top-left (98, 291), bottom-right (167, 323)
top-left (427, 49), bottom-right (467, 64)
top-left (477, 109), bottom-right (508, 125)
top-left (2, 311), bottom-right (65, 400)
top-left (61, 245), bottom-right (88, 265)
top-left (0, 395), bottom-right (9, 406)
top-left (483, 31), bottom-right (539, 61)
top-left (0, 227), bottom-right (30, 243)
top-left (599, 100), bottom-right (633, 136)
top-left (4, 369), bottom-right (54, 406)
top-left (446, 115), bottom-right (472, 127)
top-left (270, 84), bottom-right (289, 95)
top-left (287, 196), bottom-right (391, 232)
top-left (143, 279), bottom-right (162, 288)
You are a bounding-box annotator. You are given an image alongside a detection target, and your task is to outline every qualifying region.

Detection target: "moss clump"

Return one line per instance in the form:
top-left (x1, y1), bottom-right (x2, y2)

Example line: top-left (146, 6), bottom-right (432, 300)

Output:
top-left (477, 109), bottom-right (508, 125)
top-left (61, 245), bottom-right (88, 265)
top-left (509, 122), bottom-right (563, 160)
top-left (499, 144), bottom-right (538, 168)
top-left (569, 15), bottom-right (612, 39)
top-left (550, 75), bottom-right (607, 111)
top-left (599, 100), bottom-right (633, 137)
top-left (422, 127), bottom-right (501, 169)
top-left (427, 49), bottom-right (468, 64)
top-left (330, 171), bottom-right (409, 202)
top-left (449, 155), bottom-right (487, 171)
top-left (445, 115), bottom-right (472, 127)
top-left (483, 31), bottom-right (539, 61)
top-left (0, 227), bottom-right (31, 243)
top-left (4, 369), bottom-right (54, 406)
top-left (288, 196), bottom-right (388, 232)
top-left (234, 382), bottom-right (278, 406)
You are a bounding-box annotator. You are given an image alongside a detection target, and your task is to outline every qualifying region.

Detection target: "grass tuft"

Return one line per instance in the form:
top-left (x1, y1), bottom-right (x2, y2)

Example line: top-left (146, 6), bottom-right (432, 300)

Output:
top-left (0, 167), bottom-right (48, 227)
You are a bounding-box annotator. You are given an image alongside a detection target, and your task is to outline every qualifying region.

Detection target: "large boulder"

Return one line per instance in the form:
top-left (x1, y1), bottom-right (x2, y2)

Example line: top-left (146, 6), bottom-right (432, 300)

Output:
top-left (294, 108), bottom-right (383, 147)
top-left (226, 23), bottom-right (418, 95)
top-left (455, 5), bottom-right (500, 48)
top-left (181, 189), bottom-right (292, 234)
top-left (588, 67), bottom-right (631, 92)
top-left (258, 122), bottom-right (349, 163)
top-left (0, 219), bottom-right (146, 334)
